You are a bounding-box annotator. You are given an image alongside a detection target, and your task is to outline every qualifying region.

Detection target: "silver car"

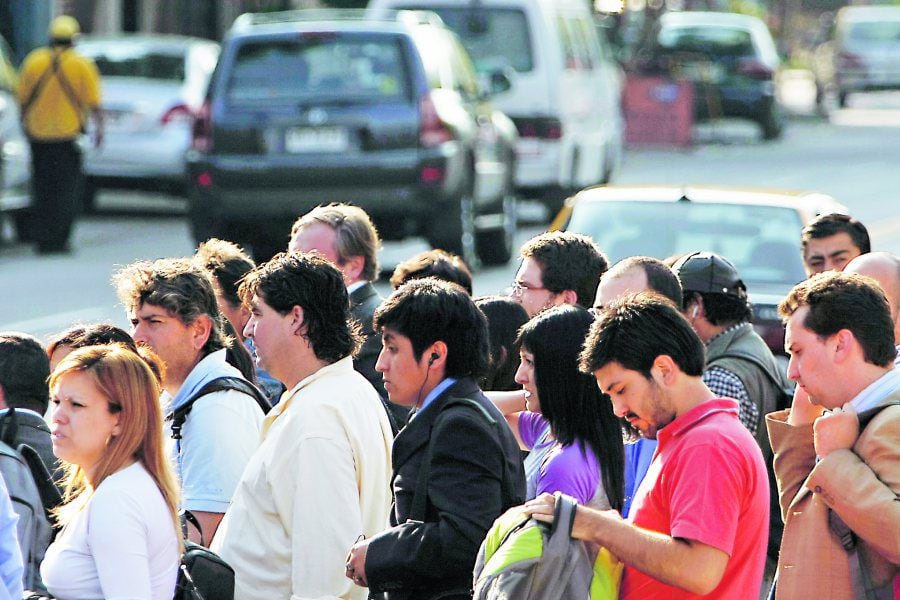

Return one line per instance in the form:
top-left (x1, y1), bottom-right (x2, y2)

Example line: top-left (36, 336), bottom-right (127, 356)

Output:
top-left (77, 35), bottom-right (219, 208)
top-left (0, 34), bottom-right (31, 242)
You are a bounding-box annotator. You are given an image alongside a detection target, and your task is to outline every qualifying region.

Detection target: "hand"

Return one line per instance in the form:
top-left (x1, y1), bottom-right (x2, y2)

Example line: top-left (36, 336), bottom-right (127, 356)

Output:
top-left (522, 493), bottom-right (557, 524)
top-left (345, 536), bottom-right (371, 588)
top-left (814, 403), bottom-right (859, 458)
top-left (787, 385), bottom-right (825, 426)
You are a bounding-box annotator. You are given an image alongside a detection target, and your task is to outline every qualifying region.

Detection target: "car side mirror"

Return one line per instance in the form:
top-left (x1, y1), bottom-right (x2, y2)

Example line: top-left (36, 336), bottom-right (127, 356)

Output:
top-left (479, 67), bottom-right (513, 99)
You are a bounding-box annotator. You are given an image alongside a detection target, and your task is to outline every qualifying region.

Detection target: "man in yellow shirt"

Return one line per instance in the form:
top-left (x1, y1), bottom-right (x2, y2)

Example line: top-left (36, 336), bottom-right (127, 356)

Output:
top-left (17, 15), bottom-right (103, 254)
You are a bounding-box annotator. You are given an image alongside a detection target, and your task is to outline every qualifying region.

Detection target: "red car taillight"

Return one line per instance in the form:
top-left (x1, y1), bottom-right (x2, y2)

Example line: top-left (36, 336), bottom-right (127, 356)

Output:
top-left (419, 94), bottom-right (453, 148)
top-left (161, 103), bottom-right (194, 126)
top-left (191, 100), bottom-right (212, 152)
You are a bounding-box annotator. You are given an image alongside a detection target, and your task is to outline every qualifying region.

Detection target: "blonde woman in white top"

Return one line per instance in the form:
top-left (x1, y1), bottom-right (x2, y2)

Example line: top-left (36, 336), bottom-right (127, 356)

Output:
top-left (39, 345), bottom-right (181, 600)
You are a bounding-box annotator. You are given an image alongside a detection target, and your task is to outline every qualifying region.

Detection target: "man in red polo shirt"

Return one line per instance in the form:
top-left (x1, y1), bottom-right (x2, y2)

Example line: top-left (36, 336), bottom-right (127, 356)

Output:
top-left (526, 293), bottom-right (769, 599)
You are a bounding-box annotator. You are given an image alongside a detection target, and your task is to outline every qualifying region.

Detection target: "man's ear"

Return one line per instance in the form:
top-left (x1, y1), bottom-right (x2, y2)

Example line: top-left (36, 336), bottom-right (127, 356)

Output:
top-left (0, 386), bottom-right (7, 410)
top-left (652, 354), bottom-right (679, 386)
top-left (190, 315), bottom-right (213, 351)
top-left (559, 289), bottom-right (579, 306)
top-left (290, 305), bottom-right (306, 336)
top-left (343, 255), bottom-right (366, 283)
top-left (832, 329), bottom-right (857, 364)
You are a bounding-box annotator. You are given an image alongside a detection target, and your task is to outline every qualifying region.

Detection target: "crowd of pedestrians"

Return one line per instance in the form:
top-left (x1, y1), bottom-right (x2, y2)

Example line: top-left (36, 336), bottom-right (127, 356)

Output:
top-left (0, 202), bottom-right (898, 600)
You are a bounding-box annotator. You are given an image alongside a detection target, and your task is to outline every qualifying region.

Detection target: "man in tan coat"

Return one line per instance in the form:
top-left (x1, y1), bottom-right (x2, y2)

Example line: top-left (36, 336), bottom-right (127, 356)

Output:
top-left (767, 271), bottom-right (900, 599)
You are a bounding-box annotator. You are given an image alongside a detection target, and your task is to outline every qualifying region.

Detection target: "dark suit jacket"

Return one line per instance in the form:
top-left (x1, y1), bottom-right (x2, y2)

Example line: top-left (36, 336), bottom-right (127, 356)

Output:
top-left (350, 282), bottom-right (408, 428)
top-left (0, 408), bottom-right (61, 486)
top-left (365, 378), bottom-right (525, 599)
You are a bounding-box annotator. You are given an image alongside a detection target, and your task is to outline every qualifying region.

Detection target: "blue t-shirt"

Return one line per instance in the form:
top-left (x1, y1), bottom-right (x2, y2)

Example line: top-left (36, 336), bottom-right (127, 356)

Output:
top-left (519, 412), bottom-right (602, 506)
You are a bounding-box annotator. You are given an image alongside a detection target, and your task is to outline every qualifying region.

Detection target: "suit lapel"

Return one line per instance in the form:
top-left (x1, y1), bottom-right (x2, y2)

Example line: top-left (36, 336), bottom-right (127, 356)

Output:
top-left (349, 281), bottom-right (378, 308)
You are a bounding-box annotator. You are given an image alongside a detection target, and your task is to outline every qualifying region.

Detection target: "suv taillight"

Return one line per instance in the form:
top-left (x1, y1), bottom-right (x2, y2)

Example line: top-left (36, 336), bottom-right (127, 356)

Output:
top-left (737, 58), bottom-right (773, 80)
top-left (514, 117), bottom-right (563, 140)
top-left (419, 94), bottom-right (453, 148)
top-left (191, 100), bottom-right (212, 152)
top-left (161, 103), bottom-right (194, 126)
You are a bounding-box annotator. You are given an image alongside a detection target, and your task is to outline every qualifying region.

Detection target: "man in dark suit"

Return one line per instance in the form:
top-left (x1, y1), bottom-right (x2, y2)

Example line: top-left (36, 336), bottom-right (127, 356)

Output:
top-left (0, 332), bottom-right (58, 482)
top-left (345, 278), bottom-right (525, 599)
top-left (289, 203), bottom-right (405, 428)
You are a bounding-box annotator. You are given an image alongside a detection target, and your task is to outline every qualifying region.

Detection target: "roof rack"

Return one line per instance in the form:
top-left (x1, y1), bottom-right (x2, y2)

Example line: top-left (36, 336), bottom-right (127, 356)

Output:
top-left (231, 8), bottom-right (444, 32)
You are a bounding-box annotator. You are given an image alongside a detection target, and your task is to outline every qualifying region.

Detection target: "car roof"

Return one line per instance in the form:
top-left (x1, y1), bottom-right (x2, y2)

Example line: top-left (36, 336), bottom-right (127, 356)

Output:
top-left (551, 185), bottom-right (847, 229)
top-left (659, 11), bottom-right (767, 30)
top-left (78, 34), bottom-right (217, 50)
top-left (228, 9), bottom-right (443, 38)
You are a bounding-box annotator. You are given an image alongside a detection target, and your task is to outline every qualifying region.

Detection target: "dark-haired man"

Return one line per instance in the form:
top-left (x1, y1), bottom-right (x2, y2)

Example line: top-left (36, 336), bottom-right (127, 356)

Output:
top-left (512, 231), bottom-right (607, 318)
top-left (766, 272), bottom-right (899, 599)
top-left (801, 213), bottom-right (870, 277)
top-left (113, 258), bottom-right (264, 544)
top-left (212, 253), bottom-right (393, 600)
top-left (526, 294), bottom-right (769, 599)
top-left (346, 278), bottom-right (524, 600)
top-left (0, 332), bottom-right (57, 480)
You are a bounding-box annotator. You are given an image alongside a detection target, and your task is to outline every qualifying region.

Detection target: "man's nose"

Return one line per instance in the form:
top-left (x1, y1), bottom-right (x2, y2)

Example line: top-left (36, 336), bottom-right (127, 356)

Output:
top-left (786, 356), bottom-right (800, 382)
top-left (242, 318), bottom-right (254, 339)
top-left (375, 348), bottom-right (387, 373)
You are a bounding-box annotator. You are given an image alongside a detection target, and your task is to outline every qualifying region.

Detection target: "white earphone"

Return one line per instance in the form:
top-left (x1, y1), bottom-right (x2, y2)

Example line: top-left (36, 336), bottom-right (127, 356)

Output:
top-left (691, 305), bottom-right (699, 319)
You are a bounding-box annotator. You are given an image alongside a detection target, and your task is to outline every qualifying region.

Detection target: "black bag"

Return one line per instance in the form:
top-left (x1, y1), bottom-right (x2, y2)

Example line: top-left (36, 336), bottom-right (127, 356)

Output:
top-left (168, 376), bottom-right (271, 441)
top-left (175, 510), bottom-right (235, 600)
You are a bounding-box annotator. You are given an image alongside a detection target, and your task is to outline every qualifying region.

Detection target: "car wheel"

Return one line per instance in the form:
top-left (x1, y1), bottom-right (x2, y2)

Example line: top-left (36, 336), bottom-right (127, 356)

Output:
top-left (838, 90), bottom-right (849, 108)
top-left (476, 193), bottom-right (517, 266)
top-left (187, 197), bottom-right (223, 247)
top-left (428, 193), bottom-right (479, 270)
top-left (11, 209), bottom-right (35, 243)
top-left (760, 105), bottom-right (784, 141)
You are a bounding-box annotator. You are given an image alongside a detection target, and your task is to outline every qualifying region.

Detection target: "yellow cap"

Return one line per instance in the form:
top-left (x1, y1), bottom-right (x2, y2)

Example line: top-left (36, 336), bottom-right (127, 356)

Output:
top-left (49, 15), bottom-right (80, 41)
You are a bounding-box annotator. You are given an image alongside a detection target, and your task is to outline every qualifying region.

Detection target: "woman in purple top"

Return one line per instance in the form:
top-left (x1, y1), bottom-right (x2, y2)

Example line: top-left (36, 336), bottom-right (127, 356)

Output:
top-left (504, 305), bottom-right (625, 511)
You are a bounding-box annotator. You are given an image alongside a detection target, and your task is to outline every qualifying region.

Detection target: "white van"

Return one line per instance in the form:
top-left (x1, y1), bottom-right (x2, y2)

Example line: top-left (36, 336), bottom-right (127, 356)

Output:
top-left (368, 0), bottom-right (625, 211)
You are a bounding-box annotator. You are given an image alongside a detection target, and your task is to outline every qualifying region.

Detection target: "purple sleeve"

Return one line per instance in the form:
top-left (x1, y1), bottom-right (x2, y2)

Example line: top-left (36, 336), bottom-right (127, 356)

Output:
top-left (518, 412), bottom-right (549, 449)
top-left (535, 442), bottom-right (601, 506)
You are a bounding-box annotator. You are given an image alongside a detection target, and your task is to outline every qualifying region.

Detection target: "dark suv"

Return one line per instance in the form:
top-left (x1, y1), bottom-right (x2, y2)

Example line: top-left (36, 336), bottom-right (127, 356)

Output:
top-left (186, 9), bottom-right (518, 264)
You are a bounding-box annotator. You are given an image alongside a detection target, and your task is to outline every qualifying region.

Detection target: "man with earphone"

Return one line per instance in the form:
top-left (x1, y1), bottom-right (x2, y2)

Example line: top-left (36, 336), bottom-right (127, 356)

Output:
top-left (346, 278), bottom-right (525, 600)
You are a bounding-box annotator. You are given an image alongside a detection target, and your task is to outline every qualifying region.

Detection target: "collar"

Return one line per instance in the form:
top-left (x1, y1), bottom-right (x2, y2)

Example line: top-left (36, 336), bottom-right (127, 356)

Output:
top-left (847, 366), bottom-right (900, 414)
top-left (262, 356), bottom-right (356, 436)
top-left (705, 322), bottom-right (749, 347)
top-left (0, 407), bottom-right (46, 420)
top-left (657, 398), bottom-right (740, 449)
top-left (411, 377), bottom-right (457, 420)
top-left (166, 348), bottom-right (242, 412)
top-left (347, 280), bottom-right (367, 294)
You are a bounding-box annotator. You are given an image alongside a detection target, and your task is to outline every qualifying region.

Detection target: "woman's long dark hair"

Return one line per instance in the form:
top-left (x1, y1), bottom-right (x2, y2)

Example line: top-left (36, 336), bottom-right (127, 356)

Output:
top-left (517, 305), bottom-right (625, 512)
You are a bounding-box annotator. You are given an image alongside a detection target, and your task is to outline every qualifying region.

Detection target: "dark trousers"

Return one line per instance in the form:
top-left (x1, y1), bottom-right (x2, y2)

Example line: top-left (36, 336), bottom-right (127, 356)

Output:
top-left (28, 139), bottom-right (82, 251)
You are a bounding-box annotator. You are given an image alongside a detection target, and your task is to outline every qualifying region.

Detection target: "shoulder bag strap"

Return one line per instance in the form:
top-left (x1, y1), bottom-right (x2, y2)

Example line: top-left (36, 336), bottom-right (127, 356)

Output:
top-left (19, 59), bottom-right (57, 122)
top-left (50, 51), bottom-right (86, 129)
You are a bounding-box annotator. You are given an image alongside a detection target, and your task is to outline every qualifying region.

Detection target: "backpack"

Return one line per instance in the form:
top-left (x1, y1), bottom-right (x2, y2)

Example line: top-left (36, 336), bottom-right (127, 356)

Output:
top-left (169, 376), bottom-right (271, 441)
top-left (473, 493), bottom-right (622, 600)
top-left (174, 511), bottom-right (235, 600)
top-left (0, 409), bottom-right (61, 594)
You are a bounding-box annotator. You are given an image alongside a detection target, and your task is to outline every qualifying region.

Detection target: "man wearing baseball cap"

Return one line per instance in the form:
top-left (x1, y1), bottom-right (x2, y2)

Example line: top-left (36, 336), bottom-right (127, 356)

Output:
top-left (17, 15), bottom-right (104, 254)
top-left (672, 251), bottom-right (789, 577)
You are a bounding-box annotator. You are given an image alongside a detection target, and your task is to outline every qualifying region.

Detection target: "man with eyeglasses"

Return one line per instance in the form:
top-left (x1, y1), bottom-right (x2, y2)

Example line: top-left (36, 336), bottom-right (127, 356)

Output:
top-left (511, 231), bottom-right (608, 318)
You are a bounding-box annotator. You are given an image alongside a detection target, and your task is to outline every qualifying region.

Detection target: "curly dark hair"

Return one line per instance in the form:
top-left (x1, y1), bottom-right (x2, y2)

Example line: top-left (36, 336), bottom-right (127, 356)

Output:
top-left (801, 213), bottom-right (870, 256)
top-left (684, 291), bottom-right (753, 326)
top-left (194, 238), bottom-right (255, 310)
top-left (374, 278), bottom-right (489, 380)
top-left (520, 231), bottom-right (608, 309)
top-left (239, 252), bottom-right (361, 364)
top-left (390, 249), bottom-right (473, 295)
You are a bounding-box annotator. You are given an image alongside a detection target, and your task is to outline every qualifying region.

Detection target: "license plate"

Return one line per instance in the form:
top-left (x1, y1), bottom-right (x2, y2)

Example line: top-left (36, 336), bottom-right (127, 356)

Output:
top-left (285, 127), bottom-right (349, 153)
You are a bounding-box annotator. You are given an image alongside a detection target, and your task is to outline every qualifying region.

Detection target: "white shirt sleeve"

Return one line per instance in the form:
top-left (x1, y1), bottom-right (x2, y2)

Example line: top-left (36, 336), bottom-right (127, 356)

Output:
top-left (270, 435), bottom-right (363, 600)
top-left (180, 390), bottom-right (263, 513)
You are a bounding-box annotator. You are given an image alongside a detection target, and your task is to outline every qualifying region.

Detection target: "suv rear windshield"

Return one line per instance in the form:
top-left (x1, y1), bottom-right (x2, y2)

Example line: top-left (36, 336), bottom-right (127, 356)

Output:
top-left (567, 201), bottom-right (806, 286)
top-left (78, 44), bottom-right (186, 81)
top-left (392, 6), bottom-right (533, 73)
top-left (658, 26), bottom-right (755, 59)
top-left (225, 33), bottom-right (412, 105)
top-left (844, 20), bottom-right (900, 46)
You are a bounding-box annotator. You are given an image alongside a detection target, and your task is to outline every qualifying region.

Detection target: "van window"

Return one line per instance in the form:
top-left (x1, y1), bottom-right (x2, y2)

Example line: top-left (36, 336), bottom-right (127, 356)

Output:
top-left (225, 34), bottom-right (411, 105)
top-left (392, 5), bottom-right (533, 73)
top-left (844, 20), bottom-right (900, 46)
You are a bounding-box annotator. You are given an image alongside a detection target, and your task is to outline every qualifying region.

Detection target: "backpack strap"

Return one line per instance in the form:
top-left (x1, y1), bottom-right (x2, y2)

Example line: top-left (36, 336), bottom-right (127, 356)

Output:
top-left (0, 407), bottom-right (19, 448)
top-left (21, 49), bottom-right (87, 130)
top-left (410, 397), bottom-right (498, 522)
top-left (168, 376), bottom-right (271, 442)
top-left (18, 443), bottom-right (62, 521)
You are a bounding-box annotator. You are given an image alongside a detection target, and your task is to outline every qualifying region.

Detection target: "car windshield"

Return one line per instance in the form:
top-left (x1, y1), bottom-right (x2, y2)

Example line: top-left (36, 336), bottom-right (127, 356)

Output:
top-left (78, 44), bottom-right (186, 81)
top-left (658, 26), bottom-right (755, 59)
top-left (225, 33), bottom-right (412, 105)
top-left (845, 20), bottom-right (900, 46)
top-left (566, 200), bottom-right (807, 287)
top-left (391, 6), bottom-right (533, 73)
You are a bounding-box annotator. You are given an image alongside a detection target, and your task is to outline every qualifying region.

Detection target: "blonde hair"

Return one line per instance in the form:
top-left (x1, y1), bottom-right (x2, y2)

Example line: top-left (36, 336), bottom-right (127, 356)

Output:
top-left (49, 344), bottom-right (181, 548)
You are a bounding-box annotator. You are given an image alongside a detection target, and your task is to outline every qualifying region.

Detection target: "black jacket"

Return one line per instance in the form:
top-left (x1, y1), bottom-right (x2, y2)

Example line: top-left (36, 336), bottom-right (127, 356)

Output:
top-left (365, 378), bottom-right (525, 599)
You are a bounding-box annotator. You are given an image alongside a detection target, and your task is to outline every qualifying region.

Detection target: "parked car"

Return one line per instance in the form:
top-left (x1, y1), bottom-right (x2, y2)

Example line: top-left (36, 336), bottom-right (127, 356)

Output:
top-left (76, 35), bottom-right (219, 209)
top-left (186, 9), bottom-right (518, 265)
top-left (812, 5), bottom-right (900, 109)
top-left (550, 185), bottom-right (848, 359)
top-left (368, 0), bottom-right (625, 214)
top-left (0, 34), bottom-right (31, 242)
top-left (640, 11), bottom-right (785, 140)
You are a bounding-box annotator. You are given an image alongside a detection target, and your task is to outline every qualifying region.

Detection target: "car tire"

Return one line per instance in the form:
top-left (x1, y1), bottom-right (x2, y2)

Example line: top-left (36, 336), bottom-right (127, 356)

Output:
top-left (838, 90), bottom-right (849, 108)
top-left (475, 193), bottom-right (517, 266)
top-left (427, 192), bottom-right (479, 270)
top-left (11, 210), bottom-right (35, 243)
top-left (760, 105), bottom-right (784, 141)
top-left (187, 196), bottom-right (223, 248)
